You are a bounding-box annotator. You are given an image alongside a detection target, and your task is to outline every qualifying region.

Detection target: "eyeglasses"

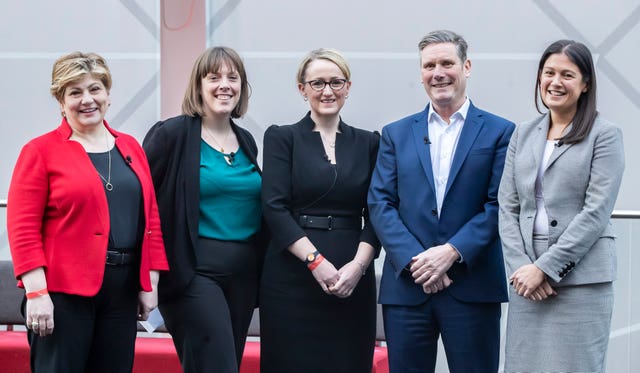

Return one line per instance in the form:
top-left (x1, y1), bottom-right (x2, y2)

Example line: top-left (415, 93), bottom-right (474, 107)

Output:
top-left (304, 79), bottom-right (348, 91)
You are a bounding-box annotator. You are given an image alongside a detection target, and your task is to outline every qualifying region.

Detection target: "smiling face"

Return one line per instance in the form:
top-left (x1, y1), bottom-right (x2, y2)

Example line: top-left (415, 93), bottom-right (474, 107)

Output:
top-left (200, 63), bottom-right (242, 119)
top-left (539, 52), bottom-right (588, 117)
top-left (60, 74), bottom-right (110, 131)
top-left (298, 59), bottom-right (351, 119)
top-left (420, 42), bottom-right (471, 116)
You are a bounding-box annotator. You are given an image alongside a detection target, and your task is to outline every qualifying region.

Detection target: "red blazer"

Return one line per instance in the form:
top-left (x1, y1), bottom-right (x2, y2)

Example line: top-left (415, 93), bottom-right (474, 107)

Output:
top-left (7, 118), bottom-right (168, 296)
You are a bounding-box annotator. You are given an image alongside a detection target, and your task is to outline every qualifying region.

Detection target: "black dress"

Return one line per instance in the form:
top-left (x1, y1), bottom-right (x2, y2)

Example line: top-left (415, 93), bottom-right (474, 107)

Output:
top-left (260, 113), bottom-right (381, 373)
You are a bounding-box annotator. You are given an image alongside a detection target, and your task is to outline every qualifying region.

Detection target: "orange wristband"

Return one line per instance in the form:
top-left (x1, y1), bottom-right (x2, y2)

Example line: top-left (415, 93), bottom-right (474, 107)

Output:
top-left (26, 288), bottom-right (48, 299)
top-left (307, 254), bottom-right (325, 271)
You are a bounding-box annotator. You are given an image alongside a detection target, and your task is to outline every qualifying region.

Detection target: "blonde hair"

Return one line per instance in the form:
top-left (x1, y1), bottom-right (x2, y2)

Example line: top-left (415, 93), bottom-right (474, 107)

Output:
top-left (182, 46), bottom-right (250, 118)
top-left (50, 52), bottom-right (112, 103)
top-left (296, 48), bottom-right (351, 84)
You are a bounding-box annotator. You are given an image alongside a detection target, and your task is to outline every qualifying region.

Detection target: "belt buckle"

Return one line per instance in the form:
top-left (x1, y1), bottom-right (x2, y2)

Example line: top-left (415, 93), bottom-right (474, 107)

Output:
top-left (107, 251), bottom-right (126, 265)
top-left (299, 215), bottom-right (308, 227)
top-left (106, 252), bottom-right (116, 266)
top-left (327, 215), bottom-right (332, 231)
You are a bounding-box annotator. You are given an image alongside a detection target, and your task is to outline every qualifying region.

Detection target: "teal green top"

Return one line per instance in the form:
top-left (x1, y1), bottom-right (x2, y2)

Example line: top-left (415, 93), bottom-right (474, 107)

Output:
top-left (199, 140), bottom-right (262, 241)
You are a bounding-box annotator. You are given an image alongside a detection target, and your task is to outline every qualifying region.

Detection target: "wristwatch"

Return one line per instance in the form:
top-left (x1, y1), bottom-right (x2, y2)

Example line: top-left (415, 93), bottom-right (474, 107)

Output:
top-left (304, 250), bottom-right (320, 265)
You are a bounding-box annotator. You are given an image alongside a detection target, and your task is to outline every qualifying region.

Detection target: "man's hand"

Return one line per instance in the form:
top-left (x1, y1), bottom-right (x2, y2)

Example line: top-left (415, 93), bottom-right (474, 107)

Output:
top-left (422, 273), bottom-right (453, 294)
top-left (410, 243), bottom-right (460, 287)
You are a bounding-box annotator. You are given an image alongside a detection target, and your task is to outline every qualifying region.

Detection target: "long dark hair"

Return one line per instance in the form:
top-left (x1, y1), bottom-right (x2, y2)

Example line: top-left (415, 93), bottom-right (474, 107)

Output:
top-left (534, 40), bottom-right (598, 144)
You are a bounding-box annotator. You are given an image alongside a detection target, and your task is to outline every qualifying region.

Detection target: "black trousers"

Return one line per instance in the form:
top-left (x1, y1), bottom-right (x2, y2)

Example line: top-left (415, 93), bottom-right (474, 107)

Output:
top-left (26, 265), bottom-right (139, 373)
top-left (160, 238), bottom-right (259, 373)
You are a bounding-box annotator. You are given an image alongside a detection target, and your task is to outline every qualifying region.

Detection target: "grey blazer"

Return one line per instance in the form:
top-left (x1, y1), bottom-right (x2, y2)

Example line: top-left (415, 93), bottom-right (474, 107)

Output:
top-left (498, 113), bottom-right (624, 286)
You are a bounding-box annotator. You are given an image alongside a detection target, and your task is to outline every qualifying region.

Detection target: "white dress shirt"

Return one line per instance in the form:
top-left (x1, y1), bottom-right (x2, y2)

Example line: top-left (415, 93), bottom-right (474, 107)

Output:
top-left (427, 98), bottom-right (470, 216)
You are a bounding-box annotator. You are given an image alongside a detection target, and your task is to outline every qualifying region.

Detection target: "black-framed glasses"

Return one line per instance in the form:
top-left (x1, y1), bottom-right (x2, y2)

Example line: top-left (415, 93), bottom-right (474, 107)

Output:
top-left (304, 79), bottom-right (348, 91)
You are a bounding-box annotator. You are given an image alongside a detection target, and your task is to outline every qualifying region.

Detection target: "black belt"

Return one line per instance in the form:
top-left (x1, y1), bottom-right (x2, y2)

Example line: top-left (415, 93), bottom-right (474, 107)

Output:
top-left (298, 215), bottom-right (361, 231)
top-left (106, 250), bottom-right (136, 266)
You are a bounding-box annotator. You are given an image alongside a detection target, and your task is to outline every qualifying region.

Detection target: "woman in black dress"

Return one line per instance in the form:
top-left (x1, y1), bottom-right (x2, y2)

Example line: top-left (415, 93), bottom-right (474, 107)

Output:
top-left (260, 48), bottom-right (380, 373)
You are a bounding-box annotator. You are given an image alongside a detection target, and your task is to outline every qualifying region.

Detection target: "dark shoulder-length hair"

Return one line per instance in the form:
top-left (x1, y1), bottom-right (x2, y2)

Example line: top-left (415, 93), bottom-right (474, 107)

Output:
top-left (182, 46), bottom-right (250, 118)
top-left (535, 40), bottom-right (598, 144)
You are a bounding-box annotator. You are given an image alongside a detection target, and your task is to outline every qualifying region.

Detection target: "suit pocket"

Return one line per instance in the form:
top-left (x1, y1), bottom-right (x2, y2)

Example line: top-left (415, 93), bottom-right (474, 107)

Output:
top-left (468, 147), bottom-right (493, 155)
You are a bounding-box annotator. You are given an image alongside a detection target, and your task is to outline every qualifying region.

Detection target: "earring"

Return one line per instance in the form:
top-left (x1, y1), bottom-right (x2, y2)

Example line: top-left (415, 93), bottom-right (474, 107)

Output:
top-left (345, 95), bottom-right (349, 99)
top-left (61, 111), bottom-right (66, 117)
top-left (303, 96), bottom-right (308, 101)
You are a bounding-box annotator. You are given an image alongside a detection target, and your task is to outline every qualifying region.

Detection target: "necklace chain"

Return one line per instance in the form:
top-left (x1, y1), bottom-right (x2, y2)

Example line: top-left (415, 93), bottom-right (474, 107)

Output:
top-left (96, 129), bottom-right (113, 192)
top-left (203, 124), bottom-right (231, 153)
top-left (203, 123), bottom-right (235, 165)
top-left (319, 131), bottom-right (336, 148)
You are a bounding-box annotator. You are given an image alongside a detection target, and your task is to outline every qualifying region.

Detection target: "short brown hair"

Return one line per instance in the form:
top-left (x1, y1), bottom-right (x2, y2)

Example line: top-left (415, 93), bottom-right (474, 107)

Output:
top-left (182, 46), bottom-right (250, 118)
top-left (296, 48), bottom-right (351, 84)
top-left (50, 52), bottom-right (112, 103)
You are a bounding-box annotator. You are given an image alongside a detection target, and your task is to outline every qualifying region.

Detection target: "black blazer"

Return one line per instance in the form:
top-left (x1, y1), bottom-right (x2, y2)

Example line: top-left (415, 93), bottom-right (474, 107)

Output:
top-left (143, 114), bottom-right (267, 302)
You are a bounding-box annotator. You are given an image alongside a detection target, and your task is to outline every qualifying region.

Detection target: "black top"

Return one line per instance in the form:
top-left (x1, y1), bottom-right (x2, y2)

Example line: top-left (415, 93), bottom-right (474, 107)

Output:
top-left (88, 148), bottom-right (143, 250)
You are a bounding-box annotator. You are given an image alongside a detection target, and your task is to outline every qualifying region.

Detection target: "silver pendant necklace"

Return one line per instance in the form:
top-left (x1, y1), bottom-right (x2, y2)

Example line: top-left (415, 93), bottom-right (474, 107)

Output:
top-left (97, 130), bottom-right (113, 191)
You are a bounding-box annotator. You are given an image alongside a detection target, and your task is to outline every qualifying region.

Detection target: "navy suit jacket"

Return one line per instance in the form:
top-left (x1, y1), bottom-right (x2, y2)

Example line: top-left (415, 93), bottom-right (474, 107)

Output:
top-left (368, 102), bottom-right (514, 306)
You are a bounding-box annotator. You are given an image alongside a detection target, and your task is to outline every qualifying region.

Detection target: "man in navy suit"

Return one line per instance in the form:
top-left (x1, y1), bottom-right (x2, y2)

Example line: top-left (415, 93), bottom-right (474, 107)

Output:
top-left (368, 30), bottom-right (515, 372)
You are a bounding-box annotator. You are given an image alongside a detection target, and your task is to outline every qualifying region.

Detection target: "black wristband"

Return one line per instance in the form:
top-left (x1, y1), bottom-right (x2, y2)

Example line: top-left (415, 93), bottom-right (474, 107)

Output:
top-left (304, 250), bottom-right (320, 265)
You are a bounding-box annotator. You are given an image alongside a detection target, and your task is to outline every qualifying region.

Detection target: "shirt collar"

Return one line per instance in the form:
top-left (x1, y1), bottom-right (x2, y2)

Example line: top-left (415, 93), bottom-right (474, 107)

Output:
top-left (428, 97), bottom-right (470, 125)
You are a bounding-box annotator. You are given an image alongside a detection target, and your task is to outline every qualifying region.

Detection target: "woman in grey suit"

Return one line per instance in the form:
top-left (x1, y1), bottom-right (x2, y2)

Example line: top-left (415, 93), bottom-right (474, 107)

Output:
top-left (499, 40), bottom-right (624, 372)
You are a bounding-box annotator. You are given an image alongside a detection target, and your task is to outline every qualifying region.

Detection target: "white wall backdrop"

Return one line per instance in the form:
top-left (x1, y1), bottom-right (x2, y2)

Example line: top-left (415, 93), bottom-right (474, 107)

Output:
top-left (0, 0), bottom-right (638, 371)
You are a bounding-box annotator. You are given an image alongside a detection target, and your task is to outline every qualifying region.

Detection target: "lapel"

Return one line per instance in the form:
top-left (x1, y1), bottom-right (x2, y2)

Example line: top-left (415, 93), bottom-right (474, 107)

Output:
top-left (184, 116), bottom-right (202, 248)
top-left (334, 118), bottom-right (350, 170)
top-left (232, 120), bottom-right (261, 173)
top-left (545, 122), bottom-right (573, 171)
top-left (444, 103), bottom-right (483, 197)
top-left (410, 106), bottom-right (436, 196)
top-left (531, 113), bottom-right (550, 171)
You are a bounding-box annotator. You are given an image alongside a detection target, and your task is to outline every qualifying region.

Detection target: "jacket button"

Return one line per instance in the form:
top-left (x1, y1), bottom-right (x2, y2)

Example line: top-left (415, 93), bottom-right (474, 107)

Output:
top-left (550, 220), bottom-right (558, 227)
top-left (431, 209), bottom-right (438, 216)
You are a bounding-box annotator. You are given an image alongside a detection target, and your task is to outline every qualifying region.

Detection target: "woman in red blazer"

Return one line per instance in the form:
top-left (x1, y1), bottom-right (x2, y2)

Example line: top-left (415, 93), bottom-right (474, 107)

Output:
top-left (7, 52), bottom-right (168, 373)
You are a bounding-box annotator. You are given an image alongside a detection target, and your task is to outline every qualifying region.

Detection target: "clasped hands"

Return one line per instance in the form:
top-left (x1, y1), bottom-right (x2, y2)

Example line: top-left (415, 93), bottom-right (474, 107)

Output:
top-left (410, 243), bottom-right (459, 294)
top-left (510, 264), bottom-right (557, 301)
top-left (311, 258), bottom-right (363, 298)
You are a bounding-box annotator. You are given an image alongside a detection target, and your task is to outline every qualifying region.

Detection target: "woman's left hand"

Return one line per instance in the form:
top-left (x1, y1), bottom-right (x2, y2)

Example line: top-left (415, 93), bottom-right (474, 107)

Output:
top-left (510, 264), bottom-right (546, 298)
top-left (137, 271), bottom-right (159, 321)
top-left (328, 260), bottom-right (363, 298)
top-left (137, 290), bottom-right (158, 321)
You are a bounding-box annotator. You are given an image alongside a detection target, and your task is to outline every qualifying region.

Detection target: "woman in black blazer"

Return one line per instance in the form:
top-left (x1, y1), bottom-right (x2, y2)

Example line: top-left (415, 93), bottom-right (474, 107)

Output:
top-left (143, 47), bottom-right (265, 373)
top-left (260, 48), bottom-right (381, 373)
